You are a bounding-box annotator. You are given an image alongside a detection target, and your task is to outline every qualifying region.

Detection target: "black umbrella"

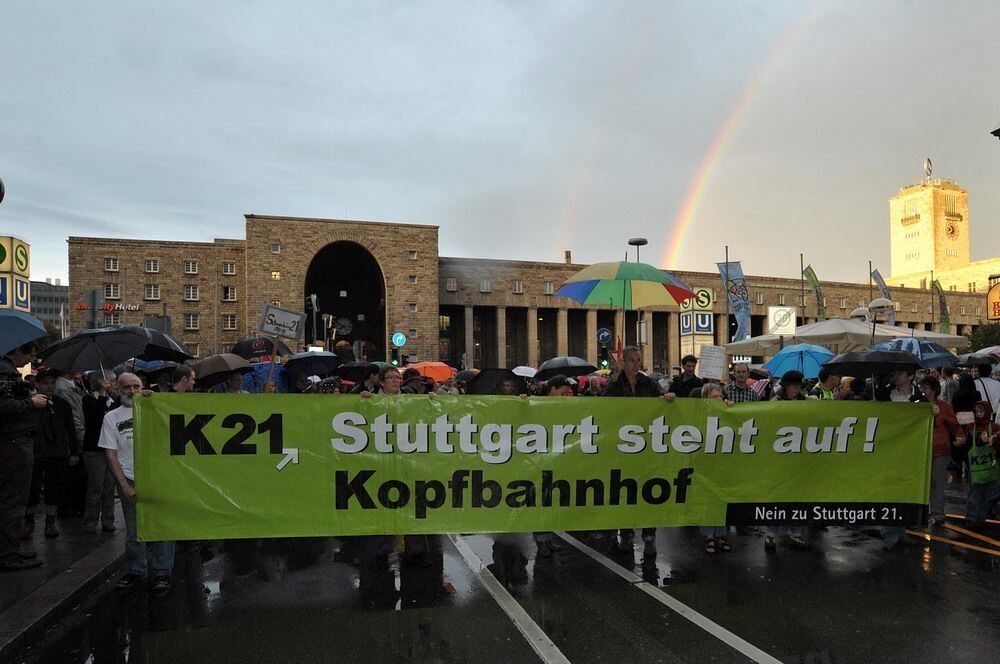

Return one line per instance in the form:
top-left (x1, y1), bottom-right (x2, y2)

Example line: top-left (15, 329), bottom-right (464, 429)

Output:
top-left (194, 353), bottom-right (252, 387)
top-left (822, 350), bottom-right (921, 378)
top-left (454, 369), bottom-right (479, 384)
top-left (231, 336), bottom-right (292, 361)
top-left (39, 326), bottom-right (191, 373)
top-left (336, 361), bottom-right (378, 383)
top-left (465, 368), bottom-right (526, 395)
top-left (284, 351), bottom-right (341, 378)
top-left (535, 356), bottom-right (598, 381)
top-left (956, 351), bottom-right (1000, 367)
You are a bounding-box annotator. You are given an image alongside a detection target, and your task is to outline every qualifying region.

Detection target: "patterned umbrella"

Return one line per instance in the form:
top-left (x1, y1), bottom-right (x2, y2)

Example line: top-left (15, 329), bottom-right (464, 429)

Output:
top-left (555, 261), bottom-right (696, 308)
top-left (871, 338), bottom-right (958, 369)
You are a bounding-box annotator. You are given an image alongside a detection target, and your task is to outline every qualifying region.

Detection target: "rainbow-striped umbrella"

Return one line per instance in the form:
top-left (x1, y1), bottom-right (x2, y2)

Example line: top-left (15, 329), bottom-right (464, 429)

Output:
top-left (555, 261), bottom-right (696, 308)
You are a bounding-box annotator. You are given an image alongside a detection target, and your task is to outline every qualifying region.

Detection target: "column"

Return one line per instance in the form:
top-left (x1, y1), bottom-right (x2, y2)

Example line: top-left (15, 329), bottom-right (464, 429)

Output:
top-left (527, 307), bottom-right (539, 368)
top-left (464, 305), bottom-right (475, 369)
top-left (641, 313), bottom-right (653, 372)
top-left (716, 314), bottom-right (727, 346)
top-left (496, 306), bottom-right (507, 368)
top-left (613, 309), bottom-right (624, 349)
top-left (585, 309), bottom-right (597, 365)
top-left (667, 312), bottom-right (679, 370)
top-left (556, 308), bottom-right (568, 357)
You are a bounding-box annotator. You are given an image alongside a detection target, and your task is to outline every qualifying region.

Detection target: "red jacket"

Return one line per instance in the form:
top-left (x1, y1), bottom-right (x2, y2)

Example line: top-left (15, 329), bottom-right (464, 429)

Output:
top-left (931, 399), bottom-right (963, 457)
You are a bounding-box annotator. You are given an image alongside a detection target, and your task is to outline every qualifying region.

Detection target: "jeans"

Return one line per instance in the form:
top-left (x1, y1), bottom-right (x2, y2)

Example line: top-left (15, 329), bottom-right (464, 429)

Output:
top-left (83, 451), bottom-right (115, 525)
top-left (764, 526), bottom-right (806, 538)
top-left (929, 455), bottom-right (950, 519)
top-left (700, 526), bottom-right (728, 538)
top-left (0, 436), bottom-right (33, 563)
top-left (967, 480), bottom-right (1000, 523)
top-left (120, 479), bottom-right (174, 577)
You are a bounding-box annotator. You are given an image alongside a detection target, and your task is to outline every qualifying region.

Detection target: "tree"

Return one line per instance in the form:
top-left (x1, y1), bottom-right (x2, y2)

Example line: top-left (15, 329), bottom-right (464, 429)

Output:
top-left (967, 323), bottom-right (1000, 351)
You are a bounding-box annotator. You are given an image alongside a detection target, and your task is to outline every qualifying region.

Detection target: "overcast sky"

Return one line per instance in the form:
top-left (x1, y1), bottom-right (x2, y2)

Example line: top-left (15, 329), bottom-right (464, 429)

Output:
top-left (3, 1), bottom-right (999, 284)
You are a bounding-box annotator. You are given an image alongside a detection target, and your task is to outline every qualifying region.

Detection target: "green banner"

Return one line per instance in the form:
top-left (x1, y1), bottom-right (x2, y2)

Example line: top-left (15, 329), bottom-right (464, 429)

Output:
top-left (134, 395), bottom-right (933, 540)
top-left (802, 264), bottom-right (826, 321)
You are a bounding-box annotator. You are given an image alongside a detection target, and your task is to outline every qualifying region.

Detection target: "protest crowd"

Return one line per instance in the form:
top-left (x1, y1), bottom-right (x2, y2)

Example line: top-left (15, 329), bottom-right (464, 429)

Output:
top-left (3, 333), bottom-right (1000, 596)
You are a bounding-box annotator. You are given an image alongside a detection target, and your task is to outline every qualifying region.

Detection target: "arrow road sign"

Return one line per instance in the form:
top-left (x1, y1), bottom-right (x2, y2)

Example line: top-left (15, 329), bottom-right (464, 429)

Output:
top-left (392, 332), bottom-right (407, 347)
top-left (597, 327), bottom-right (612, 345)
top-left (276, 447), bottom-right (299, 471)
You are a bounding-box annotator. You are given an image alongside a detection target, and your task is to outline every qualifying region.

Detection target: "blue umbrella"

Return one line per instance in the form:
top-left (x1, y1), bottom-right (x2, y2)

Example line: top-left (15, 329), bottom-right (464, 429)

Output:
top-left (870, 338), bottom-right (957, 369)
top-left (243, 362), bottom-right (291, 393)
top-left (0, 311), bottom-right (49, 356)
top-left (762, 343), bottom-right (835, 380)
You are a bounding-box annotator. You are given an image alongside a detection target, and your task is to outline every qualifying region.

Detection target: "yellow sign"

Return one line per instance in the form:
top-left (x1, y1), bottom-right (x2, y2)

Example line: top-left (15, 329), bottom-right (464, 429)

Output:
top-left (0, 236), bottom-right (29, 277)
top-left (988, 282), bottom-right (1000, 321)
top-left (681, 288), bottom-right (715, 312)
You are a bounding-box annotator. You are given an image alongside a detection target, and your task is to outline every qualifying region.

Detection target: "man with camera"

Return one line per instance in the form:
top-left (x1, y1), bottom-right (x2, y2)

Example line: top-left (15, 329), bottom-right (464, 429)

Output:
top-left (1, 341), bottom-right (50, 571)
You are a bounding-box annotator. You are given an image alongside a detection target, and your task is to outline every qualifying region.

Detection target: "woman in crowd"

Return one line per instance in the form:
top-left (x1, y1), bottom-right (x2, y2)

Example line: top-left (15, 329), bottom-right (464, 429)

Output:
top-left (964, 401), bottom-right (1000, 526)
top-left (699, 383), bottom-right (732, 554)
top-left (918, 376), bottom-right (964, 525)
top-left (82, 372), bottom-right (117, 534)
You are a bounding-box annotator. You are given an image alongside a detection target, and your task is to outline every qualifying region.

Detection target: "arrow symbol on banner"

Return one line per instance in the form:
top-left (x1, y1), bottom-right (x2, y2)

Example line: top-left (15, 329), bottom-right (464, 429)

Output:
top-left (275, 448), bottom-right (299, 471)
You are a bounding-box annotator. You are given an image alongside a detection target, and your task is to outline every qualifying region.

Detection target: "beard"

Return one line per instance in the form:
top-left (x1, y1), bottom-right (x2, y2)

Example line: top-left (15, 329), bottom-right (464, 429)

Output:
top-left (121, 393), bottom-right (134, 407)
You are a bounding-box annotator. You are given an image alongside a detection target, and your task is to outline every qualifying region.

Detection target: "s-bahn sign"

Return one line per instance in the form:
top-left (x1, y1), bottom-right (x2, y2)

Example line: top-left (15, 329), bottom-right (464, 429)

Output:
top-left (0, 236), bottom-right (30, 312)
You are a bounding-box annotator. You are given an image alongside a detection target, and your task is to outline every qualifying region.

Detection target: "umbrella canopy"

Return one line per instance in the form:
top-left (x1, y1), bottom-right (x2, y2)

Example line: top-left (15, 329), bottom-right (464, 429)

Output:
top-left (822, 350), bottom-right (921, 378)
top-left (406, 361), bottom-right (456, 382)
top-left (194, 353), bottom-right (251, 387)
top-left (762, 344), bottom-right (834, 380)
top-left (870, 338), bottom-right (957, 369)
top-left (465, 368), bottom-right (526, 395)
top-left (284, 351), bottom-right (341, 378)
top-left (231, 336), bottom-right (292, 361)
top-left (555, 261), bottom-right (696, 308)
top-left (726, 318), bottom-right (971, 355)
top-left (39, 326), bottom-right (191, 373)
top-left (956, 349), bottom-right (1000, 367)
top-left (242, 362), bottom-right (291, 393)
top-left (336, 361), bottom-right (378, 383)
top-left (0, 311), bottom-right (49, 357)
top-left (536, 356), bottom-right (598, 381)
top-left (512, 365), bottom-right (536, 378)
top-left (454, 369), bottom-right (479, 383)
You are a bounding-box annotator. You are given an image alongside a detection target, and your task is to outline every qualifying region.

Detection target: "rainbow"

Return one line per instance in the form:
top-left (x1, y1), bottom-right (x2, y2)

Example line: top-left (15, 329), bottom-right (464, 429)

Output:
top-left (658, 4), bottom-right (823, 269)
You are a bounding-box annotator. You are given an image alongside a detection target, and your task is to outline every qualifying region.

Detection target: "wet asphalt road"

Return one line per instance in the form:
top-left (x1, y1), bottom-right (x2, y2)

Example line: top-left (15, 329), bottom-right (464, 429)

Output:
top-left (11, 516), bottom-right (1000, 664)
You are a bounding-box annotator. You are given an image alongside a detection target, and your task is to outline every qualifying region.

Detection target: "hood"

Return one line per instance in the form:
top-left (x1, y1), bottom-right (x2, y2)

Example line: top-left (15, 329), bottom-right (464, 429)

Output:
top-left (974, 400), bottom-right (994, 425)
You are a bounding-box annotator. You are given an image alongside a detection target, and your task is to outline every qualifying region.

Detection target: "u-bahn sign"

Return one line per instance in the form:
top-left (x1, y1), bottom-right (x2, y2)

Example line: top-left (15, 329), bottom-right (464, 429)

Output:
top-left (0, 236), bottom-right (30, 312)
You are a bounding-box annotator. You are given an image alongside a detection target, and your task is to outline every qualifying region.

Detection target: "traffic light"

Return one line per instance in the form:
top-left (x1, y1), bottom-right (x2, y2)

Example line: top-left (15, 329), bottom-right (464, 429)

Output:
top-left (599, 345), bottom-right (609, 368)
top-left (391, 348), bottom-right (400, 366)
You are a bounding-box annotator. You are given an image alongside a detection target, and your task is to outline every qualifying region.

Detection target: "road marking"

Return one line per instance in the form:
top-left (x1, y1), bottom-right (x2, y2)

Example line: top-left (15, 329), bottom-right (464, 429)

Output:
top-left (449, 535), bottom-right (570, 664)
top-left (554, 531), bottom-right (780, 664)
top-left (906, 529), bottom-right (1000, 557)
top-left (941, 522), bottom-right (1000, 548)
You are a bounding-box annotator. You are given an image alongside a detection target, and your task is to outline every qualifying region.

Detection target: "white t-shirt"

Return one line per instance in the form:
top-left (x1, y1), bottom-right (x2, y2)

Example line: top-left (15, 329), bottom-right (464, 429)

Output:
top-left (98, 404), bottom-right (135, 480)
top-left (975, 377), bottom-right (1000, 422)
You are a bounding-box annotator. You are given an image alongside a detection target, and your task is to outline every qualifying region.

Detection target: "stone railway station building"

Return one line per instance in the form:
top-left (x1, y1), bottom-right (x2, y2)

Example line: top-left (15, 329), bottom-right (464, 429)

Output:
top-left (67, 178), bottom-right (992, 371)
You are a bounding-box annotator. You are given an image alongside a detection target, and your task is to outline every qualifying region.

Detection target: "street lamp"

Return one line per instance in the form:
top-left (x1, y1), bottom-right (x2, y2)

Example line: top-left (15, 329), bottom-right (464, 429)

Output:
top-left (627, 237), bottom-right (648, 263)
top-left (868, 297), bottom-right (895, 345)
top-left (627, 238), bottom-right (649, 364)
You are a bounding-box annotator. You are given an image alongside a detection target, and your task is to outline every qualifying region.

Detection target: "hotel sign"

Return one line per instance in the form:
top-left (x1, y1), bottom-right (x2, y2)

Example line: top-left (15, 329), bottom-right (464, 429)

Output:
top-left (988, 282), bottom-right (1000, 321)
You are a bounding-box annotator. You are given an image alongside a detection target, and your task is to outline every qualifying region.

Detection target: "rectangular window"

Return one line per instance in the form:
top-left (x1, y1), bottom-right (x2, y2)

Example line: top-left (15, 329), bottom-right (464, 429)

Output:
top-left (976, 306), bottom-right (982, 317)
top-left (183, 260), bottom-right (198, 275)
top-left (543, 281), bottom-right (554, 295)
top-left (184, 313), bottom-right (200, 330)
top-left (270, 299), bottom-right (281, 306)
top-left (187, 343), bottom-right (200, 357)
top-left (271, 271), bottom-right (281, 280)
top-left (103, 257), bottom-right (119, 272)
top-left (911, 302), bottom-right (918, 313)
top-left (222, 261), bottom-right (236, 275)
top-left (480, 279), bottom-right (491, 293)
top-left (512, 280), bottom-right (524, 294)
top-left (104, 312), bottom-right (122, 326)
top-left (894, 302), bottom-right (901, 312)
top-left (439, 315), bottom-right (451, 332)
top-left (408, 328), bottom-right (418, 339)
top-left (144, 259), bottom-right (159, 273)
top-left (104, 283), bottom-right (120, 299)
top-left (446, 278), bottom-right (458, 292)
top-left (778, 293), bottom-right (785, 306)
top-left (839, 297), bottom-right (847, 309)
top-left (408, 303), bottom-right (418, 313)
top-left (960, 306), bottom-right (966, 316)
top-left (754, 292), bottom-right (763, 305)
top-left (222, 286), bottom-right (237, 301)
top-left (183, 285), bottom-right (199, 301)
top-left (222, 314), bottom-right (237, 330)
top-left (144, 284), bottom-right (160, 300)
top-left (408, 275), bottom-right (417, 285)
top-left (270, 243), bottom-right (281, 254)
top-left (408, 251), bottom-right (417, 260)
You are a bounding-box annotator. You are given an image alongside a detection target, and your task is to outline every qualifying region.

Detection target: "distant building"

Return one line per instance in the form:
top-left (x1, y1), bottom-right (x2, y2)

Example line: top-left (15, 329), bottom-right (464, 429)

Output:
top-left (30, 278), bottom-right (69, 337)
top-left (888, 178), bottom-right (1000, 295)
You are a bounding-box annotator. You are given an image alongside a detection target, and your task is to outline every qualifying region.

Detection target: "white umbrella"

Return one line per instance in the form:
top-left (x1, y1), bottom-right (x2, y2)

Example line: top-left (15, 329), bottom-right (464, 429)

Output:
top-left (512, 365), bottom-right (537, 378)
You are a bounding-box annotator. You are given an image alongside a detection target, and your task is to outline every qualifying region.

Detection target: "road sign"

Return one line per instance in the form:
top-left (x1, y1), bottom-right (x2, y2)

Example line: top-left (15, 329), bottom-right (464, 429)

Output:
top-left (392, 332), bottom-right (407, 347)
top-left (596, 327), bottom-right (612, 345)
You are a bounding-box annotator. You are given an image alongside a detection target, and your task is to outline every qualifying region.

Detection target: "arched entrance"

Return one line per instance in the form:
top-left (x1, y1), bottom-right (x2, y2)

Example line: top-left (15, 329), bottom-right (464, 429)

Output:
top-left (304, 242), bottom-right (386, 361)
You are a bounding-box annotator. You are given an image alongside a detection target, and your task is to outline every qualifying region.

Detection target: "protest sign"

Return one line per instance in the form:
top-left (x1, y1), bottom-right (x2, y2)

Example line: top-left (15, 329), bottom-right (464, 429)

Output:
top-left (697, 345), bottom-right (727, 381)
top-left (135, 395), bottom-right (932, 540)
top-left (258, 303), bottom-right (306, 340)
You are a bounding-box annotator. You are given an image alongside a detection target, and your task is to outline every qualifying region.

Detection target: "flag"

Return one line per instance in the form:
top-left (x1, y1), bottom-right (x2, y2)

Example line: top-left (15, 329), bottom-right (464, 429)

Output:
top-left (716, 261), bottom-right (751, 342)
top-left (870, 269), bottom-right (897, 325)
top-left (932, 280), bottom-right (950, 333)
top-left (802, 264), bottom-right (826, 321)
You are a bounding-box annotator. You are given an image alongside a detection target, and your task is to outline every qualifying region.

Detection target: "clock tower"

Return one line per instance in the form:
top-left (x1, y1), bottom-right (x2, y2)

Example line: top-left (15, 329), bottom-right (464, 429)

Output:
top-left (889, 179), bottom-right (969, 278)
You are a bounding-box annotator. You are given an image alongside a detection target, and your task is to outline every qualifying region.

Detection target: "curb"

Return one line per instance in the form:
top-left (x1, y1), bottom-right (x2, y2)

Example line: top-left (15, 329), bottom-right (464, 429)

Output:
top-left (0, 535), bottom-right (123, 660)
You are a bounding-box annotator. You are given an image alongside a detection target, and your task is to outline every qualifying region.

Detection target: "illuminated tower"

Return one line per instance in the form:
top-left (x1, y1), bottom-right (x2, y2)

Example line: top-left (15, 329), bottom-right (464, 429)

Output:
top-left (889, 179), bottom-right (969, 278)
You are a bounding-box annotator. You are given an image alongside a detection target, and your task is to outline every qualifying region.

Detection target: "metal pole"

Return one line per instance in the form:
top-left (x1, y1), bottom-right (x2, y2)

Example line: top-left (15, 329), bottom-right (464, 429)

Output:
top-left (724, 245), bottom-right (731, 342)
top-left (799, 253), bottom-right (805, 326)
top-left (868, 260), bottom-right (873, 302)
top-left (930, 270), bottom-right (935, 329)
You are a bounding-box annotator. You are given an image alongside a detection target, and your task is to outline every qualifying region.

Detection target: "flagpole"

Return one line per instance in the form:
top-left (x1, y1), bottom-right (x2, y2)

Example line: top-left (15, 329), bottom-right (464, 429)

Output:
top-left (868, 260), bottom-right (873, 303)
top-left (930, 270), bottom-right (935, 328)
top-left (800, 253), bottom-right (805, 327)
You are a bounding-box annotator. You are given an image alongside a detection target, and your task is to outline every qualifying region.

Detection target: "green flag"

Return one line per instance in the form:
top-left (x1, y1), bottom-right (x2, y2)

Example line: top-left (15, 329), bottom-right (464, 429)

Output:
top-left (802, 265), bottom-right (826, 321)
top-left (932, 280), bottom-right (950, 333)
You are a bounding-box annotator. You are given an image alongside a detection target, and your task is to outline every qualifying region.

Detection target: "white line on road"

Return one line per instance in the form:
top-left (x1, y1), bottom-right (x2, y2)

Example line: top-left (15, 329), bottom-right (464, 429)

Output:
top-left (554, 531), bottom-right (781, 664)
top-left (449, 535), bottom-right (571, 664)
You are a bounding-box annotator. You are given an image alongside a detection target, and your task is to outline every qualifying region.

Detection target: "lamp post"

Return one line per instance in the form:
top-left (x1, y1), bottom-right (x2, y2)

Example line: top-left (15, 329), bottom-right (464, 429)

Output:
top-left (868, 297), bottom-right (895, 346)
top-left (627, 238), bottom-right (648, 364)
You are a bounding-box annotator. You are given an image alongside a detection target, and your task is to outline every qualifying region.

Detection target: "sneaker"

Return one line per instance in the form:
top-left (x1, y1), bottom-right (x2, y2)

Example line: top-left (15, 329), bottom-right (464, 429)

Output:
top-left (764, 536), bottom-right (776, 551)
top-left (116, 572), bottom-right (145, 589)
top-left (0, 557), bottom-right (43, 572)
top-left (150, 575), bottom-right (171, 593)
